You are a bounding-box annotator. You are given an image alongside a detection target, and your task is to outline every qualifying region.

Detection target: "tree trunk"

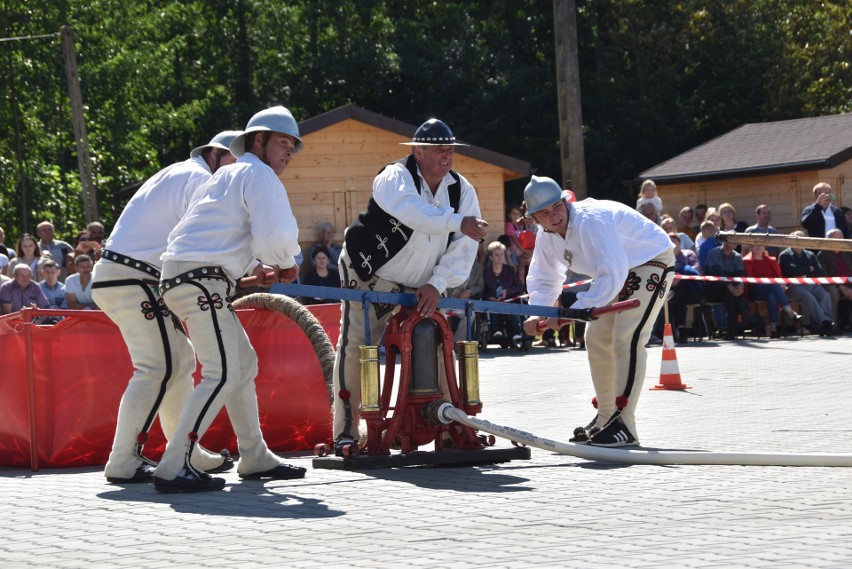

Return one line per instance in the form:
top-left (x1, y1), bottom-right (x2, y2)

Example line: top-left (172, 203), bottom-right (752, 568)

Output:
top-left (553, 0), bottom-right (587, 198)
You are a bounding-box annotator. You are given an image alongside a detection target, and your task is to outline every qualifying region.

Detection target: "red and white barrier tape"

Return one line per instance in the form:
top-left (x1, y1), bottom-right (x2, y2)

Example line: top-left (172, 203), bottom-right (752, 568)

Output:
top-left (456, 276), bottom-right (852, 311)
top-left (674, 275), bottom-right (851, 285)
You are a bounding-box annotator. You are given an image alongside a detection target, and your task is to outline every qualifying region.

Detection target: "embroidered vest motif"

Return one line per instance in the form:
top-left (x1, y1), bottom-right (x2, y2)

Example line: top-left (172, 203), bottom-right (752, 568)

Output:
top-left (344, 154), bottom-right (461, 281)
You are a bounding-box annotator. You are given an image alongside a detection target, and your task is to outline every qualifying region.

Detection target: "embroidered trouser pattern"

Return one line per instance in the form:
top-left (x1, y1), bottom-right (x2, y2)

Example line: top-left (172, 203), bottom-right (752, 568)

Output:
top-left (585, 248), bottom-right (675, 441)
top-left (91, 261), bottom-right (224, 479)
top-left (332, 248), bottom-right (451, 440)
top-left (153, 261), bottom-right (281, 480)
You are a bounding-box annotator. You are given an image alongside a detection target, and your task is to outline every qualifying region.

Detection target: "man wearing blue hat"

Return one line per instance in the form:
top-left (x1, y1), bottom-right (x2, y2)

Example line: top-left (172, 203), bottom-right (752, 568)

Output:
top-left (331, 118), bottom-right (489, 451)
top-left (92, 130), bottom-right (241, 485)
top-left (154, 107), bottom-right (305, 492)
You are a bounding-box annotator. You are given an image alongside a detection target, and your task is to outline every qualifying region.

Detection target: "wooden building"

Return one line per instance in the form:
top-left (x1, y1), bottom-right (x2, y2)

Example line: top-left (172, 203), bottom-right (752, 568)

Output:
top-left (637, 113), bottom-right (852, 233)
top-left (282, 105), bottom-right (531, 255)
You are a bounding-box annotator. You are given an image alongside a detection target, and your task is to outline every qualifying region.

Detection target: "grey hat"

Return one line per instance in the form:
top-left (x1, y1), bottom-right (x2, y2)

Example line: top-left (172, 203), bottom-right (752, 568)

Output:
top-left (189, 130), bottom-right (242, 158)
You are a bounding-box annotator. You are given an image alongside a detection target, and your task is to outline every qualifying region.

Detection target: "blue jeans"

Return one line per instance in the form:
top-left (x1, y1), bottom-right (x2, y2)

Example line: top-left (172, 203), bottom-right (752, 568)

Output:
top-left (749, 284), bottom-right (788, 323)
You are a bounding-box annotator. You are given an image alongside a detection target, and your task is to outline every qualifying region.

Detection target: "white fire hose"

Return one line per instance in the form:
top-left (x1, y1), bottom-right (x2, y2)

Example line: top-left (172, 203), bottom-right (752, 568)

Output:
top-left (436, 403), bottom-right (852, 467)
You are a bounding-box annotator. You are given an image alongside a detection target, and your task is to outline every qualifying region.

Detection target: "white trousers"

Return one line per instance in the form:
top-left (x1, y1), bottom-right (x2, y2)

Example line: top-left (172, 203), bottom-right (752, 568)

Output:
top-left (91, 261), bottom-right (223, 479)
top-left (332, 248), bottom-right (450, 440)
top-left (153, 261), bottom-right (281, 480)
top-left (585, 248), bottom-right (675, 441)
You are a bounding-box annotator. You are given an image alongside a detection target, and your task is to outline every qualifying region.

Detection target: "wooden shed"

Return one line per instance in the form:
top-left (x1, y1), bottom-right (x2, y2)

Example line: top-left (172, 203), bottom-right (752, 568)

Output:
top-left (637, 113), bottom-right (852, 233)
top-left (281, 105), bottom-right (531, 254)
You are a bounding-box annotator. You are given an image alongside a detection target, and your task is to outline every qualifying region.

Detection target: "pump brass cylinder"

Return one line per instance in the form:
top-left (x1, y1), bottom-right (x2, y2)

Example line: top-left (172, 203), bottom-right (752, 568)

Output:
top-left (455, 341), bottom-right (481, 407)
top-left (359, 345), bottom-right (380, 412)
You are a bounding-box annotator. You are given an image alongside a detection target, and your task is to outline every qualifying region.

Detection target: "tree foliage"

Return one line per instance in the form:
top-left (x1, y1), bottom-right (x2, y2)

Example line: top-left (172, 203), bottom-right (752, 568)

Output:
top-left (0, 0), bottom-right (849, 242)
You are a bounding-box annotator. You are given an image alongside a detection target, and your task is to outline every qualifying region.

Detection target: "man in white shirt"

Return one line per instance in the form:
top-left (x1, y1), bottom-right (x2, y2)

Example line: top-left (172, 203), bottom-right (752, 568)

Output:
top-left (91, 130), bottom-right (241, 484)
top-left (332, 118), bottom-right (488, 450)
top-left (521, 176), bottom-right (675, 447)
top-left (154, 107), bottom-right (304, 492)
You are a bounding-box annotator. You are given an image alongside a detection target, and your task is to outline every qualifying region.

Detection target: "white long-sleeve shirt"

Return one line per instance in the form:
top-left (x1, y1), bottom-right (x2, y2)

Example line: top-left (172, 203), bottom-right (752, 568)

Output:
top-left (162, 153), bottom-right (300, 282)
top-left (104, 156), bottom-right (212, 267)
top-left (372, 160), bottom-right (481, 293)
top-left (526, 198), bottom-right (673, 310)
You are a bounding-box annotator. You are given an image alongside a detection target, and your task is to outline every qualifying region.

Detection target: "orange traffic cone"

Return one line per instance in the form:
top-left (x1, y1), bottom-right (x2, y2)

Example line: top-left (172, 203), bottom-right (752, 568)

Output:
top-left (650, 323), bottom-right (691, 390)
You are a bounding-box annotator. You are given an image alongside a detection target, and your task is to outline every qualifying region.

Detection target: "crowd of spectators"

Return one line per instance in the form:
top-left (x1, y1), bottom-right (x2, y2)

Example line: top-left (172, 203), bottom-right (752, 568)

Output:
top-left (5, 180), bottom-right (852, 346)
top-left (0, 220), bottom-right (103, 315)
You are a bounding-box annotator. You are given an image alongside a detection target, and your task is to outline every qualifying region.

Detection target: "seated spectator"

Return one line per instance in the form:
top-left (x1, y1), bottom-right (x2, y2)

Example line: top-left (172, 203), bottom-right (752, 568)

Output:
top-left (483, 241), bottom-right (527, 349)
top-left (0, 264), bottom-right (49, 314)
top-left (87, 221), bottom-right (106, 245)
top-left (718, 202), bottom-right (748, 233)
top-left (665, 232), bottom-right (702, 342)
top-left (692, 204), bottom-right (708, 233)
top-left (505, 204), bottom-right (534, 282)
top-left (743, 204), bottom-right (781, 257)
top-left (36, 221), bottom-right (75, 281)
top-left (7, 234), bottom-right (45, 283)
top-left (696, 220), bottom-right (720, 271)
top-left (661, 215), bottom-right (695, 251)
top-left (39, 259), bottom-right (68, 309)
top-left (636, 179), bottom-right (663, 220)
top-left (74, 229), bottom-right (102, 262)
top-left (703, 233), bottom-right (750, 340)
top-left (306, 222), bottom-right (342, 274)
top-left (493, 234), bottom-right (519, 273)
top-left (841, 206), bottom-right (852, 231)
top-left (0, 250), bottom-right (8, 276)
top-left (0, 225), bottom-right (15, 259)
top-left (676, 206), bottom-right (698, 241)
top-left (447, 256), bottom-right (484, 343)
top-left (777, 231), bottom-right (833, 335)
top-left (301, 247), bottom-right (341, 305)
top-left (743, 245), bottom-right (801, 338)
top-left (818, 228), bottom-right (852, 331)
top-left (637, 201), bottom-right (659, 224)
top-left (65, 254), bottom-right (98, 310)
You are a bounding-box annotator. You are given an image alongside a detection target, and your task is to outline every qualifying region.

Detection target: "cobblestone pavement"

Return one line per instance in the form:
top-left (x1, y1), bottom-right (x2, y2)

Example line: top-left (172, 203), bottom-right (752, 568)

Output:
top-left (2, 334), bottom-right (851, 568)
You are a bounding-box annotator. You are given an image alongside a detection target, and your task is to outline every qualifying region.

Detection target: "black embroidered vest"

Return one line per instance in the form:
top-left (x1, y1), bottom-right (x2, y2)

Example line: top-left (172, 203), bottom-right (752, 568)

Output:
top-left (344, 154), bottom-right (461, 281)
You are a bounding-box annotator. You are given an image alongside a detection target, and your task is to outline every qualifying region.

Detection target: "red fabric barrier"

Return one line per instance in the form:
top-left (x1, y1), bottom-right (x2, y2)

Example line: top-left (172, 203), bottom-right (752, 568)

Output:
top-left (0, 303), bottom-right (340, 469)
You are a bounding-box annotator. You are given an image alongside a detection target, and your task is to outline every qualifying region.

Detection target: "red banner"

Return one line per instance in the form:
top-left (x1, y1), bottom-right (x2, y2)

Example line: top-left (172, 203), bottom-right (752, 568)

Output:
top-left (0, 303), bottom-right (341, 469)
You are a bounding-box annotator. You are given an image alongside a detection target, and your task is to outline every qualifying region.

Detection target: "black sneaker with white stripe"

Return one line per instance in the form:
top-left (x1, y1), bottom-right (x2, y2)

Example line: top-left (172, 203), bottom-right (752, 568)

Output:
top-left (588, 417), bottom-right (637, 448)
top-left (568, 415), bottom-right (599, 444)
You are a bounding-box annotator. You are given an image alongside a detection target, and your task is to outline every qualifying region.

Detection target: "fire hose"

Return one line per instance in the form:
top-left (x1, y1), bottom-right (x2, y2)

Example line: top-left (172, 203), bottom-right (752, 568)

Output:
top-left (434, 404), bottom-right (852, 467)
top-left (232, 293), bottom-right (335, 402)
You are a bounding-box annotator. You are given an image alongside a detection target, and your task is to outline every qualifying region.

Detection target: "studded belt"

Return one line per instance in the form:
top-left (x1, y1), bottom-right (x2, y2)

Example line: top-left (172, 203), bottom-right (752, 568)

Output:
top-left (158, 265), bottom-right (231, 298)
top-left (100, 249), bottom-right (161, 279)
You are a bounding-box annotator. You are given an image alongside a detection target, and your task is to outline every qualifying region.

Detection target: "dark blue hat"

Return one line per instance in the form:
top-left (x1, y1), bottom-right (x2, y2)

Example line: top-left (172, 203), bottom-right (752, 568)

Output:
top-left (400, 118), bottom-right (468, 146)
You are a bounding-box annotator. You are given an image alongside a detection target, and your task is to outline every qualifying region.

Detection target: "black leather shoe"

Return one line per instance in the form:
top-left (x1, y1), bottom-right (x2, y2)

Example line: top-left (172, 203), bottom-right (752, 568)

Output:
top-left (239, 463), bottom-right (306, 480)
top-left (106, 463), bottom-right (155, 484)
top-left (153, 469), bottom-right (226, 493)
top-left (205, 449), bottom-right (234, 474)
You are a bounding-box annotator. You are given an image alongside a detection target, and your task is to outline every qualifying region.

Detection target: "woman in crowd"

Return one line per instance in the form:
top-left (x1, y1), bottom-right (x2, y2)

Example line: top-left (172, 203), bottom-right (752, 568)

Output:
top-left (483, 240), bottom-right (527, 349)
top-left (8, 234), bottom-right (44, 283)
top-left (743, 244), bottom-right (801, 338)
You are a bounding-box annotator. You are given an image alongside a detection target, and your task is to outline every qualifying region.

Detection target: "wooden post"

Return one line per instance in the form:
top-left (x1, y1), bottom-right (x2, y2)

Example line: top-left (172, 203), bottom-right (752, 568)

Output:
top-left (553, 0), bottom-right (587, 198)
top-left (60, 25), bottom-right (98, 223)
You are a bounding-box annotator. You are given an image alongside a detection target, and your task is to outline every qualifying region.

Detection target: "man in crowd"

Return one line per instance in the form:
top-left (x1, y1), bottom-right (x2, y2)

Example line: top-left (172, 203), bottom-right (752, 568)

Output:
top-left (801, 183), bottom-right (850, 239)
top-left (0, 264), bottom-right (49, 314)
top-left (36, 221), bottom-right (75, 281)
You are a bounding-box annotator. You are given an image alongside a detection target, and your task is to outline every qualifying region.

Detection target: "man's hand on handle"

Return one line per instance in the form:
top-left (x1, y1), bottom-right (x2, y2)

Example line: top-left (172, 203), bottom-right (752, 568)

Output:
top-left (416, 284), bottom-right (440, 318)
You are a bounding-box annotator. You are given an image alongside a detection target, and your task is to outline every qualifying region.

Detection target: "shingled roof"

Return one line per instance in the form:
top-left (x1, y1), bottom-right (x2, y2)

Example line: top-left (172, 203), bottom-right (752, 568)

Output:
top-left (639, 113), bottom-right (852, 184)
top-left (299, 104), bottom-right (531, 179)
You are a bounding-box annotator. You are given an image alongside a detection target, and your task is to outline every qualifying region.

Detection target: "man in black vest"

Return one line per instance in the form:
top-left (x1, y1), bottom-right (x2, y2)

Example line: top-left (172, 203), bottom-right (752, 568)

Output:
top-left (332, 118), bottom-right (488, 448)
